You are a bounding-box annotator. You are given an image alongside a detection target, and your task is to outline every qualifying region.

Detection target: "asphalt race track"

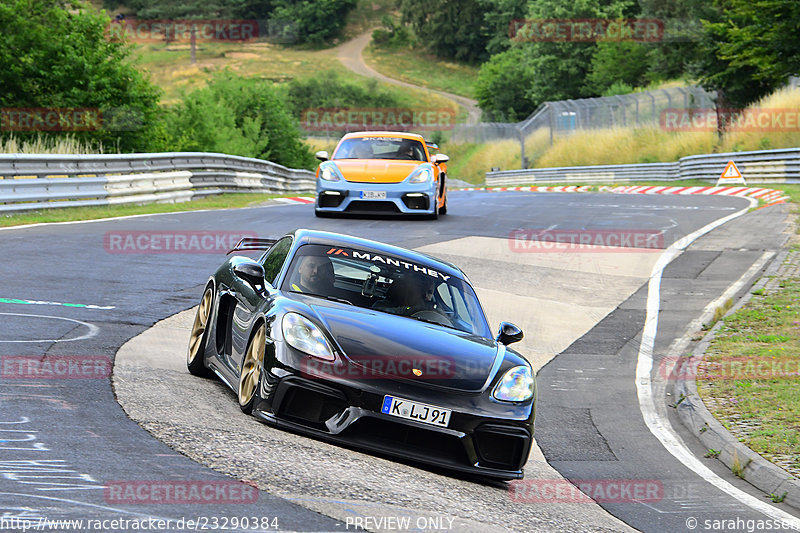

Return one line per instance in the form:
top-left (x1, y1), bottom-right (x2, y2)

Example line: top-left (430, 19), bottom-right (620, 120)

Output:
top-left (1, 190), bottom-right (799, 533)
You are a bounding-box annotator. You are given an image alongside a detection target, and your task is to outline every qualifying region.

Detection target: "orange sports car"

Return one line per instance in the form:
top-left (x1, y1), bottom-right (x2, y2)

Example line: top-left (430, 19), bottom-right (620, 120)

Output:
top-left (314, 132), bottom-right (449, 218)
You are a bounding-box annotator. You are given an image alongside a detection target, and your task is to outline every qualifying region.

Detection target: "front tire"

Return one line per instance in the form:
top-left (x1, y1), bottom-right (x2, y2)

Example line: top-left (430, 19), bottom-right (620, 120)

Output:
top-left (187, 286), bottom-right (213, 376)
top-left (238, 323), bottom-right (266, 414)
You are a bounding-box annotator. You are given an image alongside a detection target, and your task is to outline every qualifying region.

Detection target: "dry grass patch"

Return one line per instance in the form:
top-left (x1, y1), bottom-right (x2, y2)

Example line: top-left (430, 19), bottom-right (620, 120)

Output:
top-left (536, 126), bottom-right (715, 167)
top-left (720, 87), bottom-right (800, 153)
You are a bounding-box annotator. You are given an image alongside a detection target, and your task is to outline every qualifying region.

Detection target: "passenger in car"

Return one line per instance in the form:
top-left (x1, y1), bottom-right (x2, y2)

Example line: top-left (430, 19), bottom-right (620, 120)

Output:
top-left (373, 274), bottom-right (437, 315)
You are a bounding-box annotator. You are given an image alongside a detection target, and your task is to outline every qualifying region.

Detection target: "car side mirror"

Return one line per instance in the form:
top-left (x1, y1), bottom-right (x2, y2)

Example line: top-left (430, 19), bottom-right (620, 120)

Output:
top-left (433, 153), bottom-right (449, 164)
top-left (315, 151), bottom-right (329, 162)
top-left (496, 321), bottom-right (523, 345)
top-left (233, 260), bottom-right (266, 291)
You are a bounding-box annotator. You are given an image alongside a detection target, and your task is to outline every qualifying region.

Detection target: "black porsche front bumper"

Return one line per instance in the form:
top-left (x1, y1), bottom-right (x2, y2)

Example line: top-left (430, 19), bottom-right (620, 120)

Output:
top-left (253, 373), bottom-right (535, 480)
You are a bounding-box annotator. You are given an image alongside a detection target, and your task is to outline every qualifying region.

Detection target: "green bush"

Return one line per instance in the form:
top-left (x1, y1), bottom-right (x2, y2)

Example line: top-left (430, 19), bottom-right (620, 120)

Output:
top-left (372, 15), bottom-right (413, 47)
top-left (602, 81), bottom-right (635, 97)
top-left (164, 72), bottom-right (316, 169)
top-left (285, 70), bottom-right (403, 115)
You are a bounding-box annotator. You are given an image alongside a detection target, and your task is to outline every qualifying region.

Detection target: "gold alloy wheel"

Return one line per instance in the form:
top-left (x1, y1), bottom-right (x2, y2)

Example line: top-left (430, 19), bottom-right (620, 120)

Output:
top-left (187, 287), bottom-right (213, 366)
top-left (238, 324), bottom-right (265, 408)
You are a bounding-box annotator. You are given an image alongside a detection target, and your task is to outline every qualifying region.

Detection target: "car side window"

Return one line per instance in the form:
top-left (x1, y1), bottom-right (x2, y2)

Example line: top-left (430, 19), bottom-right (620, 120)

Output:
top-left (261, 237), bottom-right (292, 286)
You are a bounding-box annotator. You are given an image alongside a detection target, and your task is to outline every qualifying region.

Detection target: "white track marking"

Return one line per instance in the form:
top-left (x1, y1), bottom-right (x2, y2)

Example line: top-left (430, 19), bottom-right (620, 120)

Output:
top-left (636, 196), bottom-right (800, 525)
top-left (0, 491), bottom-right (175, 521)
top-left (0, 312), bottom-right (98, 343)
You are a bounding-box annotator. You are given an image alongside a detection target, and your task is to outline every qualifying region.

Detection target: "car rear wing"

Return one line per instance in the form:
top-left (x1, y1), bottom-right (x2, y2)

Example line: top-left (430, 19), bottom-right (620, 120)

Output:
top-left (426, 142), bottom-right (439, 151)
top-left (227, 238), bottom-right (277, 255)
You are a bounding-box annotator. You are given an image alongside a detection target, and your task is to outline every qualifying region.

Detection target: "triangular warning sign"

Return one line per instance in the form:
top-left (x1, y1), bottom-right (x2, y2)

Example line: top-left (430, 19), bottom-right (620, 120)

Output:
top-left (717, 160), bottom-right (745, 186)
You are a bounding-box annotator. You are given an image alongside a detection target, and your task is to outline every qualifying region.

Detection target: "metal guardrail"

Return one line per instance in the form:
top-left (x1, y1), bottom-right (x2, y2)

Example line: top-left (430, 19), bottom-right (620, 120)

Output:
top-left (3, 147), bottom-right (795, 213)
top-left (486, 148), bottom-right (800, 186)
top-left (0, 152), bottom-right (315, 212)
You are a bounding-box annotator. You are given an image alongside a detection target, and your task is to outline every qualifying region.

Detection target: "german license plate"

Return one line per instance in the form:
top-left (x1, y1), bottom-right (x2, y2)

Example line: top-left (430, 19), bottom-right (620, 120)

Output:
top-left (360, 190), bottom-right (386, 200)
top-left (381, 395), bottom-right (451, 428)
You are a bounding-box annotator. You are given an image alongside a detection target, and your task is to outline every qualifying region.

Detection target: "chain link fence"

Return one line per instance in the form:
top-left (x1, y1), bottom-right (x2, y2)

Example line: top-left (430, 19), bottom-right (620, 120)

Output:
top-left (451, 85), bottom-right (715, 144)
top-left (449, 85), bottom-right (715, 168)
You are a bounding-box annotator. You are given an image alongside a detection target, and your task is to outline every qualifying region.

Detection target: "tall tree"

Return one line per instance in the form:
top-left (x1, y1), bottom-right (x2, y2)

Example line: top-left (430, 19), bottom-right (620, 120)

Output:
top-left (697, 0), bottom-right (800, 112)
top-left (271, 0), bottom-right (357, 44)
top-left (474, 46), bottom-right (538, 121)
top-left (480, 0), bottom-right (528, 57)
top-left (476, 0), bottom-right (635, 119)
top-left (585, 41), bottom-right (651, 95)
top-left (0, 0), bottom-right (162, 151)
top-left (523, 0), bottom-right (635, 103)
top-left (636, 0), bottom-right (718, 82)
top-left (398, 0), bottom-right (491, 62)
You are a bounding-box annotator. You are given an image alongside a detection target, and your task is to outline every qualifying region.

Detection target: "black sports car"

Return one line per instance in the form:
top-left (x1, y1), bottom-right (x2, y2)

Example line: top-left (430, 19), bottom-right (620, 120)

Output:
top-left (187, 229), bottom-right (536, 479)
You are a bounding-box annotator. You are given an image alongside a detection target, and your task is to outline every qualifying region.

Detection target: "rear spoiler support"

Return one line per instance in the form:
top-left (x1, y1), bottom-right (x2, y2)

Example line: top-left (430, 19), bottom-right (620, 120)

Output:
top-left (227, 238), bottom-right (277, 255)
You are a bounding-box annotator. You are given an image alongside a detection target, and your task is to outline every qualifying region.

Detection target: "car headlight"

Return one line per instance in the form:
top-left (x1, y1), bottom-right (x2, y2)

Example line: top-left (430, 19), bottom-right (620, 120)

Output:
top-left (281, 313), bottom-right (335, 361)
top-left (319, 164), bottom-right (341, 182)
top-left (492, 365), bottom-right (535, 402)
top-left (407, 166), bottom-right (433, 183)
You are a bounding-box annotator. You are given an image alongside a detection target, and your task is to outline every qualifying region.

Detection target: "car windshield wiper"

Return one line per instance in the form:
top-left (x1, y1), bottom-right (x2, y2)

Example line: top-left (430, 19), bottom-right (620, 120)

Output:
top-left (291, 291), bottom-right (353, 306)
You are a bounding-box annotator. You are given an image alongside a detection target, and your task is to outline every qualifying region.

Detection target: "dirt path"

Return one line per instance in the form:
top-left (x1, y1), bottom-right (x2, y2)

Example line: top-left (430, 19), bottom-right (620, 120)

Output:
top-left (335, 30), bottom-right (481, 125)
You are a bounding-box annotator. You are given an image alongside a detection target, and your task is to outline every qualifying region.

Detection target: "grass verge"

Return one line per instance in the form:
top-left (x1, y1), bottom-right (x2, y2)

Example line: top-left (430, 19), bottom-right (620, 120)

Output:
top-left (696, 218), bottom-right (800, 476)
top-left (363, 44), bottom-right (478, 99)
top-left (696, 279), bottom-right (800, 468)
top-left (0, 193), bottom-right (283, 228)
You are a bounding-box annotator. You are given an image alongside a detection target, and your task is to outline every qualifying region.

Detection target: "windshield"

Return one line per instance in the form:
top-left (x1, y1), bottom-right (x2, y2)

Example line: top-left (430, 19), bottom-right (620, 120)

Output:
top-left (281, 244), bottom-right (491, 337)
top-left (333, 137), bottom-right (426, 161)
